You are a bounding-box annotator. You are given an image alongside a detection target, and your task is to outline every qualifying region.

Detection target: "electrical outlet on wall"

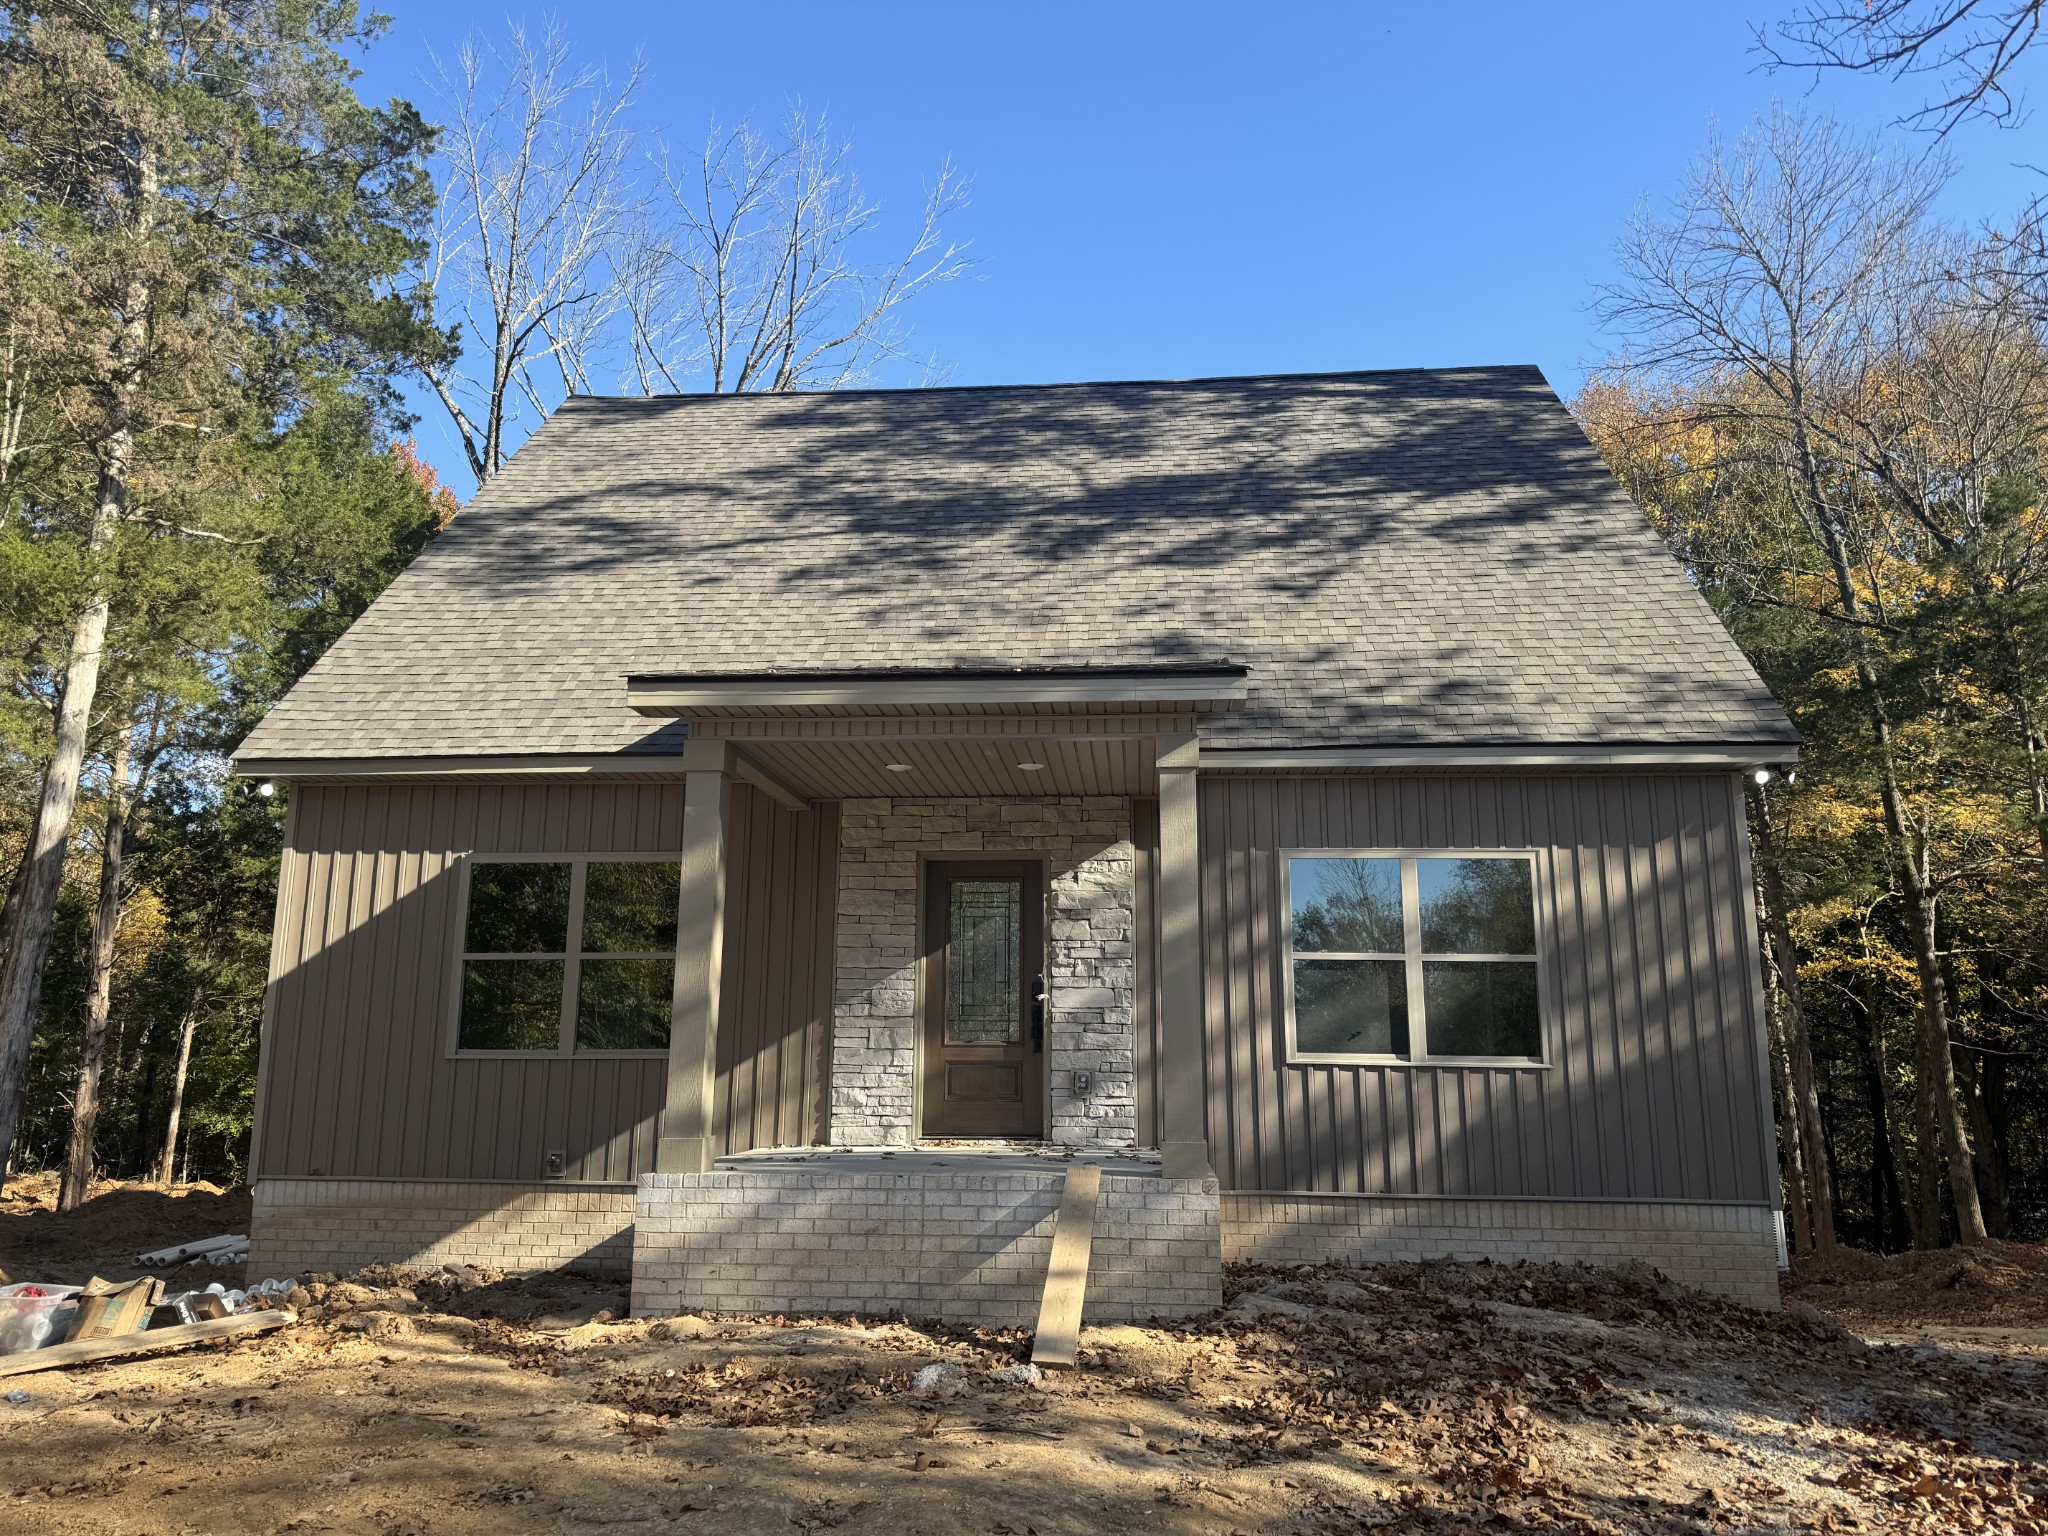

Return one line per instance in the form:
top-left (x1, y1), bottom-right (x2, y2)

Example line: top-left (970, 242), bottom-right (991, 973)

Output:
top-left (1073, 1070), bottom-right (1093, 1096)
top-left (544, 1149), bottom-right (567, 1179)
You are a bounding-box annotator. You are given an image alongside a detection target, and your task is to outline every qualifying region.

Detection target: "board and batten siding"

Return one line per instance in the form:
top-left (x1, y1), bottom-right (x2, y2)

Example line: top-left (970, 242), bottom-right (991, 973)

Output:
top-left (1136, 773), bottom-right (1775, 1205)
top-left (253, 781), bottom-right (837, 1186)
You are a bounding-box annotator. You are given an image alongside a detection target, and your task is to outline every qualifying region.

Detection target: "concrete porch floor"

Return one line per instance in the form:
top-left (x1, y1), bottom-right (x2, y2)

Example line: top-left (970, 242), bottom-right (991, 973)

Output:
top-left (717, 1143), bottom-right (1163, 1177)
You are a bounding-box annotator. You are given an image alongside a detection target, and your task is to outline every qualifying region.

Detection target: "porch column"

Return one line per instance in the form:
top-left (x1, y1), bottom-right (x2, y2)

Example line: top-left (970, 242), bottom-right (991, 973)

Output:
top-left (658, 738), bottom-right (735, 1174)
top-left (1156, 731), bottom-right (1213, 1181)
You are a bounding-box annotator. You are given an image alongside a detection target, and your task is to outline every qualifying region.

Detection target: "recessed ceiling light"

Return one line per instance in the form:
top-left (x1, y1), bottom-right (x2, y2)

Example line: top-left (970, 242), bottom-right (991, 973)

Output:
top-left (1016, 762), bottom-right (1045, 771)
top-left (886, 763), bottom-right (913, 773)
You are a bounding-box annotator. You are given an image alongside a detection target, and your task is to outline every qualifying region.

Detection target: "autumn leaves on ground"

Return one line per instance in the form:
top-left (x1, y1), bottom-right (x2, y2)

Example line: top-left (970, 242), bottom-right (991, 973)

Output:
top-left (1, 1179), bottom-right (2044, 1536)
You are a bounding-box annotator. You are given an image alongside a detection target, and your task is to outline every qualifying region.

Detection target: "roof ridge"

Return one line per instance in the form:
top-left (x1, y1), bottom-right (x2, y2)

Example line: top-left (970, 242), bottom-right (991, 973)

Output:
top-left (550, 362), bottom-right (1549, 408)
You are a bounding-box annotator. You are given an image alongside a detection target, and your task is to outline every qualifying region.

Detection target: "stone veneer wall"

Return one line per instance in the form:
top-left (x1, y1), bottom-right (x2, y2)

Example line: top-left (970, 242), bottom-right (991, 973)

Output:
top-left (632, 1168), bottom-right (1221, 1324)
top-left (249, 1178), bottom-right (636, 1278)
top-left (1221, 1194), bottom-right (1782, 1309)
top-left (832, 796), bottom-right (1135, 1147)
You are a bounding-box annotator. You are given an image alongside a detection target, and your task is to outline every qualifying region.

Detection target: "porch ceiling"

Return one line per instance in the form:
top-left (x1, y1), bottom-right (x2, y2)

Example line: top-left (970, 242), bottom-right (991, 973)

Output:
top-left (734, 732), bottom-right (1156, 800)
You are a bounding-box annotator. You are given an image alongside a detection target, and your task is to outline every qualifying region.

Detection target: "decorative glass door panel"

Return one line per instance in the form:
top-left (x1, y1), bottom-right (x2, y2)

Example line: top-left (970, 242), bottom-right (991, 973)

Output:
top-left (945, 880), bottom-right (1023, 1045)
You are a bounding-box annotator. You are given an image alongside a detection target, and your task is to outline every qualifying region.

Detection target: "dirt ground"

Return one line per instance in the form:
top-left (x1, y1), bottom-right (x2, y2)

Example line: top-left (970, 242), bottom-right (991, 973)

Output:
top-left (1, 1179), bottom-right (2044, 1535)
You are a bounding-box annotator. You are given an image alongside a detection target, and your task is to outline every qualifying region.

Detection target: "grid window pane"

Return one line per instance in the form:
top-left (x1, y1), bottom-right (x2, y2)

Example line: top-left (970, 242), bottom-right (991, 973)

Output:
top-left (1418, 858), bottom-right (1535, 955)
top-left (1421, 960), bottom-right (1541, 1058)
top-left (458, 959), bottom-right (565, 1050)
top-left (1293, 958), bottom-right (1408, 1055)
top-left (582, 862), bottom-right (680, 954)
top-left (465, 863), bottom-right (571, 953)
top-left (575, 958), bottom-right (674, 1051)
top-left (1290, 858), bottom-right (1403, 953)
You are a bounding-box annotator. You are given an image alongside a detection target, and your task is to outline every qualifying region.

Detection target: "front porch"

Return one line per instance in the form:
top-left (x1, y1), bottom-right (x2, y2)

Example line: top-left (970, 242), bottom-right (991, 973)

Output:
top-left (630, 668), bottom-right (1245, 1321)
top-left (643, 667), bottom-right (1242, 1179)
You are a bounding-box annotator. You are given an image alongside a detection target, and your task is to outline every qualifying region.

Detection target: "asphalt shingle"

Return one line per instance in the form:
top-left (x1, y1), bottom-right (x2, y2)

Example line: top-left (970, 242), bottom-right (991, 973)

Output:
top-left (236, 365), bottom-right (1795, 760)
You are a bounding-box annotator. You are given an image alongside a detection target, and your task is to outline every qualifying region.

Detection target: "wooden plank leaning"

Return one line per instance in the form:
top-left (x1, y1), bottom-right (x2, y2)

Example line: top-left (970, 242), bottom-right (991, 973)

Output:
top-left (0, 1309), bottom-right (294, 1378)
top-left (1030, 1163), bottom-right (1102, 1368)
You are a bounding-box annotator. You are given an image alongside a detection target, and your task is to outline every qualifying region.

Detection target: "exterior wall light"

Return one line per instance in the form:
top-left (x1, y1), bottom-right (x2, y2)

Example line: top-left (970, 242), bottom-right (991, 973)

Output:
top-left (257, 781), bottom-right (276, 798)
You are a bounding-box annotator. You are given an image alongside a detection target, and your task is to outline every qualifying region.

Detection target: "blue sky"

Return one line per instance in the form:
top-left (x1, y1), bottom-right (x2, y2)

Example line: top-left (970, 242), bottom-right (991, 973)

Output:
top-left (350, 1), bottom-right (2048, 493)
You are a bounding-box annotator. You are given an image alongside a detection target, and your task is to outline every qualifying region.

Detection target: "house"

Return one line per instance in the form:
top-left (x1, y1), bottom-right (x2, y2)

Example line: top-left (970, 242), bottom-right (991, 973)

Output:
top-left (233, 366), bottom-right (1798, 1319)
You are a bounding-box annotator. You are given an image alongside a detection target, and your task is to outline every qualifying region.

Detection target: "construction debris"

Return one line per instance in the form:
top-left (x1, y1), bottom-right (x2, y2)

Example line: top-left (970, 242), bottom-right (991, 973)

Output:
top-left (0, 1267), bottom-right (296, 1371)
top-left (65, 1276), bottom-right (161, 1341)
top-left (0, 1307), bottom-right (293, 1378)
top-left (135, 1232), bottom-right (248, 1267)
top-left (0, 1283), bottom-right (81, 1354)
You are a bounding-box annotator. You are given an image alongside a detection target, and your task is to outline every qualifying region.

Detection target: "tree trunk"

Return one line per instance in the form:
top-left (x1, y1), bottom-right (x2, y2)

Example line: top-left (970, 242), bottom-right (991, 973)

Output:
top-left (155, 992), bottom-right (200, 1187)
top-left (1911, 1022), bottom-right (1945, 1246)
top-left (1763, 945), bottom-right (1815, 1252)
top-left (57, 717), bottom-right (133, 1212)
top-left (1751, 787), bottom-right (1836, 1251)
top-left (0, 119), bottom-right (156, 1197)
top-left (1854, 938), bottom-right (1910, 1251)
top-left (1953, 1041), bottom-right (2013, 1239)
top-left (127, 1046), bottom-right (158, 1174)
top-left (1895, 826), bottom-right (1986, 1244)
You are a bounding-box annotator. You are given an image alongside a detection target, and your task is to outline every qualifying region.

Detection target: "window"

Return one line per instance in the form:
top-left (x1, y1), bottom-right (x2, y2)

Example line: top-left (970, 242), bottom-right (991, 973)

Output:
top-left (456, 858), bottom-right (681, 1054)
top-left (1286, 853), bottom-right (1543, 1064)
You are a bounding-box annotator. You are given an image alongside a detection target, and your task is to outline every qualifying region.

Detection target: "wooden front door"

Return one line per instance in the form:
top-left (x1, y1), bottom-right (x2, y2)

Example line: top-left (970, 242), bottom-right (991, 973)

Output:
top-left (921, 860), bottom-right (1045, 1138)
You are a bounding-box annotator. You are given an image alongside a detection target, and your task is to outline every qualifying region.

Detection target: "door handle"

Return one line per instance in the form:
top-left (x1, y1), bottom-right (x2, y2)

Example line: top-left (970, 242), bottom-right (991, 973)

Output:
top-left (1031, 974), bottom-right (1045, 1051)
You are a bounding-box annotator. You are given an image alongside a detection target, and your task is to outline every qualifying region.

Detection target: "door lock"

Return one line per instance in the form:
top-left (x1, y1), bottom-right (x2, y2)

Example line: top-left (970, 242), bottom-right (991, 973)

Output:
top-left (1031, 974), bottom-right (1046, 1051)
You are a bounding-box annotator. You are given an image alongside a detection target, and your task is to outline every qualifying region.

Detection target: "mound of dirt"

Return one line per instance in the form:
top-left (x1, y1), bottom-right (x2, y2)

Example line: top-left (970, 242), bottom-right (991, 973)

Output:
top-left (1786, 1237), bottom-right (2048, 1331)
top-left (0, 1171), bottom-right (250, 1286)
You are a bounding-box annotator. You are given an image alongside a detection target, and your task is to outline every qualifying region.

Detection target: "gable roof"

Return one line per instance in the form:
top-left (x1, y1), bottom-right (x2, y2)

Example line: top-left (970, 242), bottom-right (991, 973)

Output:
top-left (237, 365), bottom-right (1795, 763)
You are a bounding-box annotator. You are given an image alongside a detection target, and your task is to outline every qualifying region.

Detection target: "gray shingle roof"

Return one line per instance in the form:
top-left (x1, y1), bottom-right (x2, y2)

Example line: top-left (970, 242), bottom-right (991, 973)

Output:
top-left (237, 365), bottom-right (1794, 760)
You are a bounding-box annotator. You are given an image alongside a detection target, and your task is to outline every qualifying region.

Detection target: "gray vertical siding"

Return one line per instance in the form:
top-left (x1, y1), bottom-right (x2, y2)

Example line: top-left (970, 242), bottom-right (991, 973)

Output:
top-left (255, 781), bottom-right (837, 1185)
top-left (1149, 772), bottom-right (1774, 1203)
top-left (716, 791), bottom-right (840, 1155)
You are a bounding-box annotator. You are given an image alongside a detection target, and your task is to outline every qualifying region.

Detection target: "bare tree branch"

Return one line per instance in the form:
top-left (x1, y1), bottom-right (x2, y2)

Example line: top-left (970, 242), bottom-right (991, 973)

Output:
top-left (422, 21), bottom-right (644, 481)
top-left (627, 107), bottom-right (971, 395)
top-left (1759, 1), bottom-right (2047, 134)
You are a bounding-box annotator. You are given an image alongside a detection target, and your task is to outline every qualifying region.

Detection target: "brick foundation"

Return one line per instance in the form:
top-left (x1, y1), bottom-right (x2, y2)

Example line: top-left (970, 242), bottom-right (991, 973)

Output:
top-left (249, 1178), bottom-right (636, 1279)
top-left (632, 1166), bottom-right (1221, 1324)
top-left (1220, 1194), bottom-right (1781, 1308)
top-left (832, 796), bottom-right (1136, 1148)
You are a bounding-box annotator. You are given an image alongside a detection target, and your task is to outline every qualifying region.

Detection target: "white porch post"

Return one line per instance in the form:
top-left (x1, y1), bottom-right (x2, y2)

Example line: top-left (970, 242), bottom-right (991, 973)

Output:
top-left (1156, 731), bottom-right (1212, 1180)
top-left (658, 738), bottom-right (735, 1174)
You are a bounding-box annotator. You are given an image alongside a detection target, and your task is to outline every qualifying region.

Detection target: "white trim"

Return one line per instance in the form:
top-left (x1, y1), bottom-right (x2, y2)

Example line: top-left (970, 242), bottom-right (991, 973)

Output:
top-left (449, 852), bottom-right (682, 1060)
top-left (1281, 849), bottom-right (1551, 1068)
top-left (1203, 745), bottom-right (1799, 770)
top-left (626, 670), bottom-right (1250, 713)
top-left (235, 753), bottom-right (686, 781)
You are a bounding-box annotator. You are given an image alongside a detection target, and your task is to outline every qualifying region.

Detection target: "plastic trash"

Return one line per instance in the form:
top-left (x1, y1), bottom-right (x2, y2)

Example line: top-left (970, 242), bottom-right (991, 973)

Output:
top-left (5, 1389), bottom-right (29, 1405)
top-left (0, 1284), bottom-right (82, 1356)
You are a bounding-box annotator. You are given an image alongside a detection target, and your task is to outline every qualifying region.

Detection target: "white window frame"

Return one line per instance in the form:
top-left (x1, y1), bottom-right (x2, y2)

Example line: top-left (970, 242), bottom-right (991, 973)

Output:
top-left (449, 851), bottom-right (682, 1059)
top-left (1281, 848), bottom-right (1552, 1068)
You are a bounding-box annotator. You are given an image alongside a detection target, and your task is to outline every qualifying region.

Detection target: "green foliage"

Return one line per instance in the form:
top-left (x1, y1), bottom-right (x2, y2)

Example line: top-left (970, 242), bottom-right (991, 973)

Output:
top-left (0, 3), bottom-right (454, 1185)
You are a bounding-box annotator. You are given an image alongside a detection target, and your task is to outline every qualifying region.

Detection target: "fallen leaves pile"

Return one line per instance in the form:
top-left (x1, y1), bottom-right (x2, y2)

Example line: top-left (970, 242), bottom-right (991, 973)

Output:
top-left (12, 1249), bottom-right (2046, 1534)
